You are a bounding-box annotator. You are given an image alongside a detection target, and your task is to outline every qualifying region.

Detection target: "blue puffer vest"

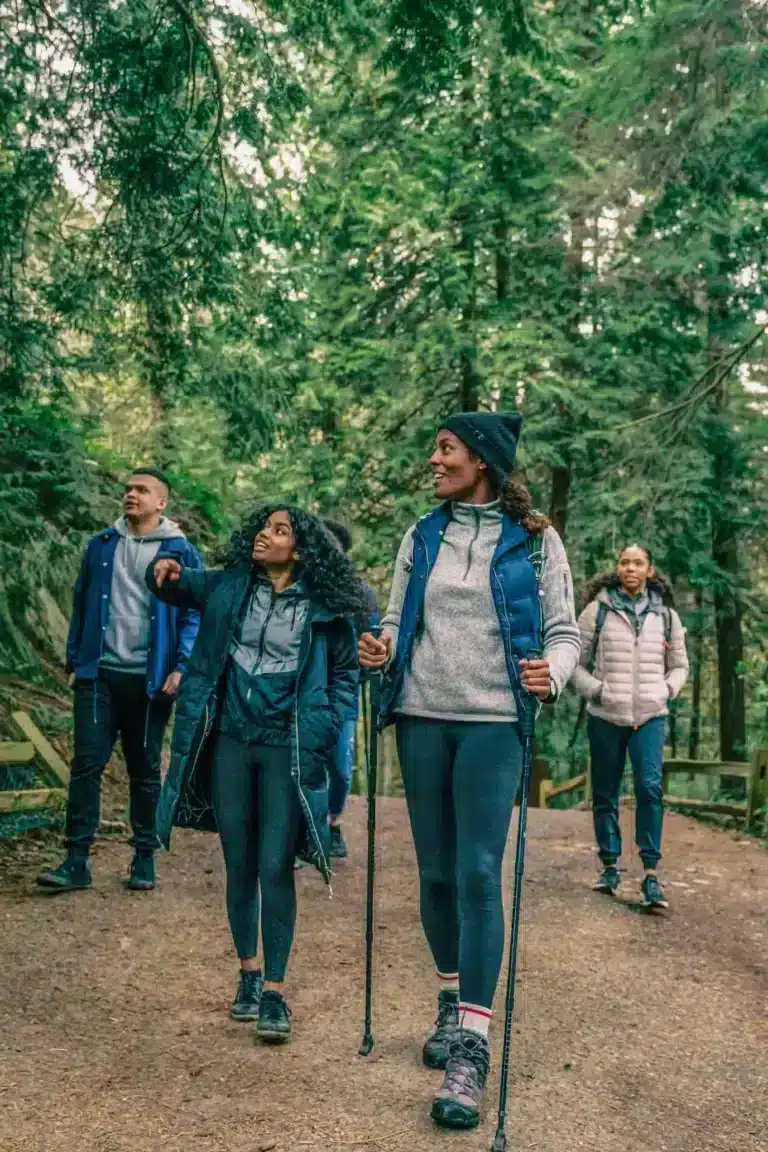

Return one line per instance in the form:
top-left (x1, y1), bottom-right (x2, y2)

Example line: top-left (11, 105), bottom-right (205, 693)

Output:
top-left (380, 503), bottom-right (543, 727)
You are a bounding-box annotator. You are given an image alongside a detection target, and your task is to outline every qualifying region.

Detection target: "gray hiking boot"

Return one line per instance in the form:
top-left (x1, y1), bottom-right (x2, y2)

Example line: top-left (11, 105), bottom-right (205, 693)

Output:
top-left (423, 989), bottom-right (460, 1069)
top-left (431, 1030), bottom-right (490, 1130)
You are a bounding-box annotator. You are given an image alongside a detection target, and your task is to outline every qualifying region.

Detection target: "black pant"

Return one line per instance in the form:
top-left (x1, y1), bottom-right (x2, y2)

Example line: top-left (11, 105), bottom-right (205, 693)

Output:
top-left (67, 669), bottom-right (173, 857)
top-left (396, 716), bottom-right (523, 1011)
top-left (210, 733), bottom-right (302, 982)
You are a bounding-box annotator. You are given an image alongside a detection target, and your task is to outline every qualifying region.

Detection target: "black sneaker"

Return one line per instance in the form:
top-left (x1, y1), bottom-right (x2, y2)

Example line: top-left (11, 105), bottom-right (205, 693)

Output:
top-left (592, 866), bottom-right (621, 895)
top-left (256, 990), bottom-right (292, 1043)
top-left (126, 854), bottom-right (155, 891)
top-left (423, 989), bottom-right (460, 1069)
top-left (431, 1030), bottom-right (490, 1130)
top-left (231, 970), bottom-right (263, 1022)
top-left (37, 856), bottom-right (92, 892)
top-left (329, 825), bottom-right (348, 859)
top-left (641, 874), bottom-right (669, 910)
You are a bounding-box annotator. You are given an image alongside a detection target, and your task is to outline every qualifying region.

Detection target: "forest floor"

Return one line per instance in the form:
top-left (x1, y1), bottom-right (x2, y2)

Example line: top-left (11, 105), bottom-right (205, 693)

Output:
top-left (0, 796), bottom-right (765, 1152)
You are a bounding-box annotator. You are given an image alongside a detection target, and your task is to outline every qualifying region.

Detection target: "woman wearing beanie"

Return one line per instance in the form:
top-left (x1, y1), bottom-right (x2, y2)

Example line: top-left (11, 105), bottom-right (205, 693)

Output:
top-left (359, 412), bottom-right (580, 1131)
top-left (572, 544), bottom-right (689, 910)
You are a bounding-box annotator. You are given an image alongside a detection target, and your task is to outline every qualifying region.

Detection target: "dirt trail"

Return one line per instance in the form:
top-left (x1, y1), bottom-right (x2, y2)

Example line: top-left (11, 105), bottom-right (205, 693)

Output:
top-left (1, 799), bottom-right (765, 1152)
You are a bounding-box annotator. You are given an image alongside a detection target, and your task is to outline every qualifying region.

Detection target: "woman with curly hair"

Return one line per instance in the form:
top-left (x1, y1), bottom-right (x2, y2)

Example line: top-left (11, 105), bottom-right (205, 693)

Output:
top-left (147, 506), bottom-right (360, 1045)
top-left (571, 544), bottom-right (689, 910)
top-left (359, 411), bottom-right (580, 1131)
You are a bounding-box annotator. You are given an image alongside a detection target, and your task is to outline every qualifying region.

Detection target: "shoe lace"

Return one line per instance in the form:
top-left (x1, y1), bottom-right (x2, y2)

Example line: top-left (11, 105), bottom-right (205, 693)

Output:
top-left (263, 991), bottom-right (291, 1019)
top-left (240, 970), bottom-right (262, 995)
top-left (443, 1032), bottom-right (489, 1094)
top-left (434, 996), bottom-right (459, 1035)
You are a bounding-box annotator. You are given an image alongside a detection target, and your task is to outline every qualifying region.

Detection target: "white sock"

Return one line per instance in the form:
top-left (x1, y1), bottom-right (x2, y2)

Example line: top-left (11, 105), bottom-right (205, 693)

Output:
top-left (460, 1002), bottom-right (492, 1037)
top-left (437, 970), bottom-right (459, 995)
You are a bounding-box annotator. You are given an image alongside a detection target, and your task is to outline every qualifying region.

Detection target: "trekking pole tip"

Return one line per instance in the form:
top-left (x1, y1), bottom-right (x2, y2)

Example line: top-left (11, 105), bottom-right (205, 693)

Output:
top-left (491, 1130), bottom-right (507, 1152)
top-left (358, 1034), bottom-right (374, 1057)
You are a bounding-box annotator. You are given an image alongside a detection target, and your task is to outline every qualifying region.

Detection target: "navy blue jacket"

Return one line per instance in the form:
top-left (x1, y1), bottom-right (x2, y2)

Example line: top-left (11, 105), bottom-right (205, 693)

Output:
top-left (66, 529), bottom-right (203, 699)
top-left (380, 503), bottom-right (543, 727)
top-left (147, 562), bottom-right (359, 883)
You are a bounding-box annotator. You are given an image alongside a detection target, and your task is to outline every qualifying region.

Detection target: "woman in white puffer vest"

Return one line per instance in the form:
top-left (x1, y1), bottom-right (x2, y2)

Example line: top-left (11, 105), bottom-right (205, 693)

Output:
top-left (572, 544), bottom-right (688, 910)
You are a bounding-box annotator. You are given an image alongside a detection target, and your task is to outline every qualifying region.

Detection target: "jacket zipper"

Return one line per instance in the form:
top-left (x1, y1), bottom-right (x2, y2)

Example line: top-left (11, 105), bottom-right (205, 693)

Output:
top-left (291, 619), bottom-right (332, 893)
top-left (246, 589), bottom-right (276, 704)
top-left (462, 509), bottom-right (481, 582)
top-left (188, 702), bottom-right (212, 782)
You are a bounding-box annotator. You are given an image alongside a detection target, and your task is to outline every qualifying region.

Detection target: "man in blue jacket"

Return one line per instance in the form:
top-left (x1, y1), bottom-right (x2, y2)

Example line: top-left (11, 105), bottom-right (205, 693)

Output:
top-left (38, 468), bottom-right (203, 894)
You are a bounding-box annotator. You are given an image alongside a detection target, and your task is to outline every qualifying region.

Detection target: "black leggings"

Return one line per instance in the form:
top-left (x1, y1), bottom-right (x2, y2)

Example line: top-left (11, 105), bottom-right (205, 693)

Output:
top-left (396, 716), bottom-right (523, 1011)
top-left (211, 734), bottom-right (302, 982)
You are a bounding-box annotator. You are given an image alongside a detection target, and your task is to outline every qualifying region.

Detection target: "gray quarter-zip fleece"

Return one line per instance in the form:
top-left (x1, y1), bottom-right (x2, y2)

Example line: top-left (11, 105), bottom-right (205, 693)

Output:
top-left (382, 501), bottom-right (580, 722)
top-left (101, 517), bottom-right (186, 673)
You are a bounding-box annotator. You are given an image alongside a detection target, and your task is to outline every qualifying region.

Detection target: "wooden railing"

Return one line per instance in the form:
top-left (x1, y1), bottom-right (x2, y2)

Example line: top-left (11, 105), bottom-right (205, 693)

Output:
top-left (0, 711), bottom-right (69, 814)
top-left (542, 748), bottom-right (768, 830)
top-left (663, 750), bottom-right (768, 826)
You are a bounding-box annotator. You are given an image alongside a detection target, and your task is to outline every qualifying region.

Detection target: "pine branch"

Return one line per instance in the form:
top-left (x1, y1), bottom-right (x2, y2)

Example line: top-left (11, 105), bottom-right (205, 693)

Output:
top-left (613, 323), bottom-right (768, 433)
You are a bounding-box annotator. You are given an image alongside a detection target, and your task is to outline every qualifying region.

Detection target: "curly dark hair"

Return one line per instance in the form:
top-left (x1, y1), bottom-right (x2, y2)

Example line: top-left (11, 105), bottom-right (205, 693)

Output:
top-left (218, 505), bottom-right (364, 617)
top-left (583, 543), bottom-right (676, 608)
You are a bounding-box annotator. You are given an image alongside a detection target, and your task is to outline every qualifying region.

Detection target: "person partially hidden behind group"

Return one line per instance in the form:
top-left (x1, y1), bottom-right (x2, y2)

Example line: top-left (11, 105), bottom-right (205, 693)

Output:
top-left (360, 411), bottom-right (580, 1130)
top-left (572, 544), bottom-right (689, 910)
top-left (147, 506), bottom-right (360, 1045)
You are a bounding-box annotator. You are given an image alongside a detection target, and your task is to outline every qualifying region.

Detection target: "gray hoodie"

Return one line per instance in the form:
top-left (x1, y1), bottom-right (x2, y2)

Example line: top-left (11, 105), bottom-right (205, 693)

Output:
top-left (101, 517), bottom-right (186, 673)
top-left (382, 501), bottom-right (581, 722)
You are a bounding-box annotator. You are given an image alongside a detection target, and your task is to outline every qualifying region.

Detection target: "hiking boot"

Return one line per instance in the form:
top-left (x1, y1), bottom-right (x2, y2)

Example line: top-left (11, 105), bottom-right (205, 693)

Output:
top-left (231, 970), bottom-right (263, 1022)
top-left (423, 989), bottom-right (460, 1070)
top-left (641, 874), bottom-right (669, 910)
top-left (37, 856), bottom-right (92, 892)
top-left (256, 990), bottom-right (292, 1043)
top-left (126, 853), bottom-right (155, 891)
top-left (592, 866), bottom-right (621, 895)
top-left (431, 1030), bottom-right (490, 1130)
top-left (329, 824), bottom-right (348, 859)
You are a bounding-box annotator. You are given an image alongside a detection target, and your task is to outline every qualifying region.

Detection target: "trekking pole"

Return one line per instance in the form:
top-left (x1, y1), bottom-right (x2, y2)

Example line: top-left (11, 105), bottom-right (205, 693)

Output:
top-left (359, 624), bottom-right (382, 1057)
top-left (491, 658), bottom-right (539, 1152)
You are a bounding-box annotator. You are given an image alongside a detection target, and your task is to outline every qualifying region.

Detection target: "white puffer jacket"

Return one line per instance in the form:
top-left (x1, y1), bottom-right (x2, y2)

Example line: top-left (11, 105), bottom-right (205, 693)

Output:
top-left (571, 589), bottom-right (689, 728)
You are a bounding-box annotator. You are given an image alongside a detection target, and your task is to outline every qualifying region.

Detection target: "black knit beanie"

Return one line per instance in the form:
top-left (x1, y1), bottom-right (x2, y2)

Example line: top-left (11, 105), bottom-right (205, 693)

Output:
top-left (442, 411), bottom-right (523, 479)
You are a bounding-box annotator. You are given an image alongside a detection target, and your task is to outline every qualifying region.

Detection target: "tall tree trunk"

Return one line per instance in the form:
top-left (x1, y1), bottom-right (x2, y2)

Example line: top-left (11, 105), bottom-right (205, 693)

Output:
top-left (688, 586), bottom-right (705, 760)
top-left (710, 345), bottom-right (747, 784)
top-left (549, 467), bottom-right (570, 539)
top-left (548, 210), bottom-right (585, 537)
top-left (457, 51), bottom-right (480, 412)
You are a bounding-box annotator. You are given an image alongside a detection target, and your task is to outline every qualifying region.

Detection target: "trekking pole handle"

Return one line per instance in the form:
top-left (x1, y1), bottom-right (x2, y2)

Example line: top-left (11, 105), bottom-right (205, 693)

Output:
top-left (364, 623), bottom-right (384, 683)
top-left (518, 647), bottom-right (541, 740)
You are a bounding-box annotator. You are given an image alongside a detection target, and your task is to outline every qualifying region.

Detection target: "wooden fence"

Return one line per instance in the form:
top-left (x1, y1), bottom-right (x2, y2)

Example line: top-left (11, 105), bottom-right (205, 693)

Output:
top-left (542, 747), bottom-right (768, 831)
top-left (0, 711), bottom-right (69, 814)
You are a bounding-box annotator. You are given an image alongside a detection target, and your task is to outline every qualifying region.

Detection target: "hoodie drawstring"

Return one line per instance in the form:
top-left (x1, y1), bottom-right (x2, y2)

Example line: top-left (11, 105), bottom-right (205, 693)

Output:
top-left (144, 697), bottom-right (151, 750)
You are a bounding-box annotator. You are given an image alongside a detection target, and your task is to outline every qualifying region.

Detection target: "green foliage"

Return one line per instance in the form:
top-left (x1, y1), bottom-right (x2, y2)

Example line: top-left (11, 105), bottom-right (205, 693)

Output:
top-left (0, 0), bottom-right (766, 768)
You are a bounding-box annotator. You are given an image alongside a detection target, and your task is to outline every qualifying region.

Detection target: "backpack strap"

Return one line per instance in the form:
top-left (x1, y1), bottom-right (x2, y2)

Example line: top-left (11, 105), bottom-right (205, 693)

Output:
top-left (587, 601), bottom-right (608, 674)
top-left (662, 604), bottom-right (672, 673)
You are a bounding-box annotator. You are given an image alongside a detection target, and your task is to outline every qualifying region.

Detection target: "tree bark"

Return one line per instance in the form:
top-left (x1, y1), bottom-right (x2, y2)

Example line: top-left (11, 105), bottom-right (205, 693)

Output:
top-left (710, 354), bottom-right (747, 785)
top-left (457, 50), bottom-right (480, 412)
top-left (688, 586), bottom-right (705, 760)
